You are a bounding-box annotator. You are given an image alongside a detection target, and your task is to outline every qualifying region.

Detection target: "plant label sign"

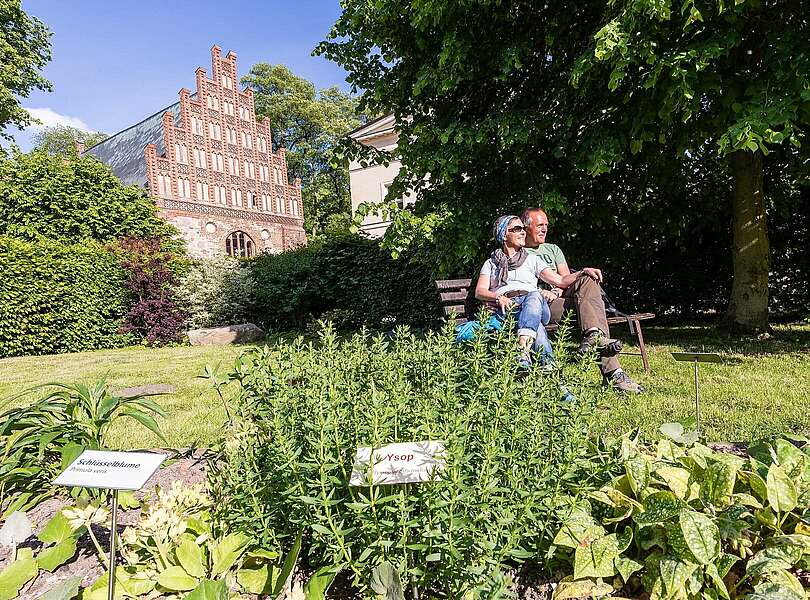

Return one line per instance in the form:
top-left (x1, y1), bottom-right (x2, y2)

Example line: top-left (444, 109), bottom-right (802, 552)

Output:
top-left (350, 440), bottom-right (445, 486)
top-left (671, 352), bottom-right (723, 363)
top-left (53, 450), bottom-right (167, 491)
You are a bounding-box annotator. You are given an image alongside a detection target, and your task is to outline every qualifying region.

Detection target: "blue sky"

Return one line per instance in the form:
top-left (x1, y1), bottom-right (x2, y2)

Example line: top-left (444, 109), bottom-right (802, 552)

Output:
top-left (4, 0), bottom-right (349, 150)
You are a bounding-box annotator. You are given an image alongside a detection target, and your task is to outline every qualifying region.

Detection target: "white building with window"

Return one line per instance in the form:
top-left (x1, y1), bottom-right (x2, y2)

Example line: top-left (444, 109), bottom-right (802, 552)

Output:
top-left (347, 113), bottom-right (416, 238)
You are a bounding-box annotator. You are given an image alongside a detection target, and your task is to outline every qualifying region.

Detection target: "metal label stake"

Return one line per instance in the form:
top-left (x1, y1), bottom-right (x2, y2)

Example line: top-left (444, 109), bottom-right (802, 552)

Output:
top-left (693, 358), bottom-right (700, 433)
top-left (671, 352), bottom-right (723, 434)
top-left (108, 489), bottom-right (118, 600)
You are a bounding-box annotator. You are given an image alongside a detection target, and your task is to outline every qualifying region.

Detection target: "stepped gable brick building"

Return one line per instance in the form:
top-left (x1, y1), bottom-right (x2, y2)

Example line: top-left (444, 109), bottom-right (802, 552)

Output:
top-left (86, 45), bottom-right (306, 257)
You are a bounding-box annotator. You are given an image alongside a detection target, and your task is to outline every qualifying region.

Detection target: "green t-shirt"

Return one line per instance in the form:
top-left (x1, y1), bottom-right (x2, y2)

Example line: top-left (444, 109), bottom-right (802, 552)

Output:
top-left (526, 244), bottom-right (567, 290)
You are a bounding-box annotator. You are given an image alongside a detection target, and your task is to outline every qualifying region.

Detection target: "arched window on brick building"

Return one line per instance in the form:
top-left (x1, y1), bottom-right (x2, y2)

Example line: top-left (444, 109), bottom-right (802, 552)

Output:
top-left (225, 231), bottom-right (255, 258)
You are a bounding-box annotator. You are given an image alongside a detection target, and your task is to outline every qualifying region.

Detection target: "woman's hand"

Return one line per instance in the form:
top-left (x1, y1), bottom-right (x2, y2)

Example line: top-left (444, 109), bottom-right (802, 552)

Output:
top-left (540, 289), bottom-right (558, 302)
top-left (579, 267), bottom-right (603, 283)
top-left (497, 294), bottom-right (514, 312)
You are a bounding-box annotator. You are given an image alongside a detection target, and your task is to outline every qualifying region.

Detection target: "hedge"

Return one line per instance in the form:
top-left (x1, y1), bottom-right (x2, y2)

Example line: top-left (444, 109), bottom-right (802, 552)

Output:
top-left (247, 235), bottom-right (441, 330)
top-left (175, 257), bottom-right (256, 330)
top-left (0, 236), bottom-right (134, 358)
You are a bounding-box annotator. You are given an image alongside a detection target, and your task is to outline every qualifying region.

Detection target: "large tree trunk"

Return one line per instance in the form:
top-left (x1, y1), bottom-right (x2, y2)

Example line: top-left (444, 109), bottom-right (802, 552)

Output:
top-left (724, 150), bottom-right (770, 333)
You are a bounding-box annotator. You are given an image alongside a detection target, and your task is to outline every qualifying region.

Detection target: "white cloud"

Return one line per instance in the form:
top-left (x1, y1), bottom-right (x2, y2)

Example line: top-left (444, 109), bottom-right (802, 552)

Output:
top-left (24, 107), bottom-right (93, 132)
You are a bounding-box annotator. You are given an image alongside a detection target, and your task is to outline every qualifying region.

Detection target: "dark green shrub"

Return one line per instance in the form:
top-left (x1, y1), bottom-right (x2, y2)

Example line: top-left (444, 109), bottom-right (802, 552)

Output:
top-left (247, 235), bottom-right (441, 330)
top-left (209, 320), bottom-right (606, 596)
top-left (0, 148), bottom-right (188, 354)
top-left (0, 236), bottom-right (133, 357)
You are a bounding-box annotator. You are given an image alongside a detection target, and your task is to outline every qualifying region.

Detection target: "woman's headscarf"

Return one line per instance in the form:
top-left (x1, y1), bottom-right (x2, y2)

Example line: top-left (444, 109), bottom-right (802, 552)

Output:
top-left (489, 215), bottom-right (527, 290)
top-left (492, 215), bottom-right (517, 245)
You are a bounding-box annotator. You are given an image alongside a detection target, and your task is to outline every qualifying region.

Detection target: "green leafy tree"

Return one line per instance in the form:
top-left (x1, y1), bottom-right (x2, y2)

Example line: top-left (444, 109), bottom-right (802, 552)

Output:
top-left (0, 0), bottom-right (52, 139)
top-left (242, 63), bottom-right (363, 236)
top-left (32, 124), bottom-right (108, 155)
top-left (318, 0), bottom-right (809, 332)
top-left (567, 0), bottom-right (809, 332)
top-left (0, 147), bottom-right (176, 243)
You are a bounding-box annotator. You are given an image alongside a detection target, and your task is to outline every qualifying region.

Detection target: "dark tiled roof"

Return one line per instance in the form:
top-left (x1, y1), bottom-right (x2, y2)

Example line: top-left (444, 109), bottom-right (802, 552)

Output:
top-left (86, 95), bottom-right (195, 188)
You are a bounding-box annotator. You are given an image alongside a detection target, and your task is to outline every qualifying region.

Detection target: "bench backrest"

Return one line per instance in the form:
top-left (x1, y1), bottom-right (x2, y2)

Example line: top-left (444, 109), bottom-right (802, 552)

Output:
top-left (435, 278), bottom-right (473, 323)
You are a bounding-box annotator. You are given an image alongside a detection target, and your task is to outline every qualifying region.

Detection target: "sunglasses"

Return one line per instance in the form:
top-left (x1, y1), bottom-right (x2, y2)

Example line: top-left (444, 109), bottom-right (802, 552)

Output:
top-left (507, 225), bottom-right (526, 233)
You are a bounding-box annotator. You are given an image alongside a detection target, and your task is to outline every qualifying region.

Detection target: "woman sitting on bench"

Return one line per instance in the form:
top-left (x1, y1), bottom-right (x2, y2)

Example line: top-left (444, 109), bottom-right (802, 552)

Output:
top-left (475, 215), bottom-right (605, 368)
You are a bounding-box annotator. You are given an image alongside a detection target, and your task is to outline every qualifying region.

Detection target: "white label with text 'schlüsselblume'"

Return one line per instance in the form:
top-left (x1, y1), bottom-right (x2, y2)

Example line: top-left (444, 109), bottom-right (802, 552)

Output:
top-left (53, 450), bottom-right (167, 491)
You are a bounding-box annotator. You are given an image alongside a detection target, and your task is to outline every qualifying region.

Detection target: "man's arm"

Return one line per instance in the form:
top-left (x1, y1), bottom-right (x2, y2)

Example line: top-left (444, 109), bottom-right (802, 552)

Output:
top-left (548, 262), bottom-right (571, 295)
top-left (539, 267), bottom-right (603, 288)
top-left (553, 244), bottom-right (573, 289)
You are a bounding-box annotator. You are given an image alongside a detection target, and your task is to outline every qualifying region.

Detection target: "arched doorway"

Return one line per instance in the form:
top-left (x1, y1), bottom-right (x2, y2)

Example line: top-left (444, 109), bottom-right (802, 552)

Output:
top-left (225, 231), bottom-right (255, 257)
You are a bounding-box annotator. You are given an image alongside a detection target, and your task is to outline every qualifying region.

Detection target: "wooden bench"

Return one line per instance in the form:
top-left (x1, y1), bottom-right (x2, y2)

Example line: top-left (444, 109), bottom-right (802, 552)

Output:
top-left (436, 278), bottom-right (655, 373)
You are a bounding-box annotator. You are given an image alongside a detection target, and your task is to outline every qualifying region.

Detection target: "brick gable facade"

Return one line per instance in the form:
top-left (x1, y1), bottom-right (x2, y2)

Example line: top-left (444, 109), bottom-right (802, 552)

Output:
top-left (91, 45), bottom-right (305, 257)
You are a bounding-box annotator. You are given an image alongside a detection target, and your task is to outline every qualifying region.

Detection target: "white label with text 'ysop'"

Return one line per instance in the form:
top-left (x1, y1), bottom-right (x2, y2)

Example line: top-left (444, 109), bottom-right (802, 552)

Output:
top-left (53, 450), bottom-right (167, 491)
top-left (350, 440), bottom-right (445, 486)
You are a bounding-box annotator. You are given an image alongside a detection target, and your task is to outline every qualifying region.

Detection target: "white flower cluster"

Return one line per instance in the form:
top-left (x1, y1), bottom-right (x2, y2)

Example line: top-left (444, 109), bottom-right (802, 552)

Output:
top-left (63, 504), bottom-right (109, 530)
top-left (223, 419), bottom-right (260, 457)
top-left (155, 480), bottom-right (211, 515)
top-left (120, 481), bottom-right (211, 564)
top-left (134, 504), bottom-right (188, 544)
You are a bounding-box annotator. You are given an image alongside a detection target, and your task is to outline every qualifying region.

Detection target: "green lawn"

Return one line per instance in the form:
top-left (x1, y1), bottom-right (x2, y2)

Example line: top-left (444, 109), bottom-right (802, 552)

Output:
top-left (0, 343), bottom-right (253, 449)
top-left (1, 324), bottom-right (808, 447)
top-left (597, 323), bottom-right (810, 442)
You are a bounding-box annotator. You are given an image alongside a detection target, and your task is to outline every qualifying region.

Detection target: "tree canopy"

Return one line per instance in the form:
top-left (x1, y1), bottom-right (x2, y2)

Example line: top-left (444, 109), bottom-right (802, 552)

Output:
top-left (0, 0), bottom-right (52, 139)
top-left (318, 0), bottom-right (810, 331)
top-left (569, 0), bottom-right (809, 331)
top-left (32, 125), bottom-right (108, 155)
top-left (0, 148), bottom-right (175, 244)
top-left (242, 63), bottom-right (364, 236)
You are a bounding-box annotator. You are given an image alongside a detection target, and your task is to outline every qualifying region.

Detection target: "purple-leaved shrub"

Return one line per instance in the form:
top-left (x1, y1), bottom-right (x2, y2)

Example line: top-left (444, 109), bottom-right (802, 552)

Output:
top-left (118, 237), bottom-right (187, 345)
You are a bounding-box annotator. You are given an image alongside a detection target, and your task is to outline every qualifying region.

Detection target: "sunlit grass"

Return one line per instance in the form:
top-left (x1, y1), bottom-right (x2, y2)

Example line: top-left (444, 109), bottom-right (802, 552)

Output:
top-left (0, 343), bottom-right (251, 449)
top-left (595, 323), bottom-right (810, 442)
top-left (1, 324), bottom-right (808, 447)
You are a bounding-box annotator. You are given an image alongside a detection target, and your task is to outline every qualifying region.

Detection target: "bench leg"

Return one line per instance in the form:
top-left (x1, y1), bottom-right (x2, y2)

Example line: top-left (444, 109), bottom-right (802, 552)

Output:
top-left (634, 319), bottom-right (651, 373)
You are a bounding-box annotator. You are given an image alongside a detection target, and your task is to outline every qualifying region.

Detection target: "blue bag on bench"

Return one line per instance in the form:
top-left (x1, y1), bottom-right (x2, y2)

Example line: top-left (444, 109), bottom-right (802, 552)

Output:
top-left (454, 314), bottom-right (503, 343)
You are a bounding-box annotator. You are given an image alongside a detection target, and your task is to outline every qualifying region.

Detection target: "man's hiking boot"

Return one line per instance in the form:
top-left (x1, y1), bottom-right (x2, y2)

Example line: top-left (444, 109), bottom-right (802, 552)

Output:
top-left (603, 369), bottom-right (644, 394)
top-left (579, 329), bottom-right (623, 358)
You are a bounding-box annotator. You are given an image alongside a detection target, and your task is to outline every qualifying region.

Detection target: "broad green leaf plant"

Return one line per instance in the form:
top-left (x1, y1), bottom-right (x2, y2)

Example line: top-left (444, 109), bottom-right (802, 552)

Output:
top-left (0, 481), bottom-right (302, 600)
top-left (111, 481), bottom-right (296, 599)
top-left (552, 425), bottom-right (810, 600)
top-left (0, 379), bottom-right (167, 517)
top-left (0, 511), bottom-right (86, 600)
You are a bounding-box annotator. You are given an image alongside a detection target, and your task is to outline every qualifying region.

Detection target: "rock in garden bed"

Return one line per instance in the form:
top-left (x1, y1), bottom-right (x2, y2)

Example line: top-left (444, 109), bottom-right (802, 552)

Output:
top-left (115, 384), bottom-right (177, 398)
top-left (187, 322), bottom-right (264, 346)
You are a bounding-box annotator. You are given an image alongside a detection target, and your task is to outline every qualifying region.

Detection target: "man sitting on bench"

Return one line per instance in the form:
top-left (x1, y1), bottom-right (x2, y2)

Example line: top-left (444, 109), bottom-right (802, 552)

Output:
top-left (521, 207), bottom-right (644, 394)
